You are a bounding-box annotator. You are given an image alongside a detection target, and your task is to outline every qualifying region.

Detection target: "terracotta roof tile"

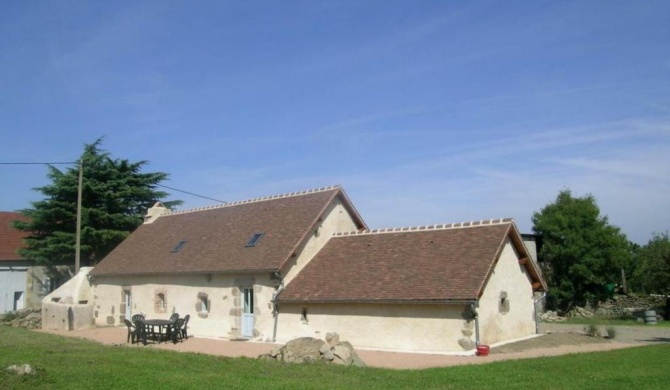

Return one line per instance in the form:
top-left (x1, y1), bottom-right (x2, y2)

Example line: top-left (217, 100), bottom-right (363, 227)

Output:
top-left (90, 187), bottom-right (365, 276)
top-left (278, 220), bottom-right (527, 303)
top-left (0, 212), bottom-right (29, 261)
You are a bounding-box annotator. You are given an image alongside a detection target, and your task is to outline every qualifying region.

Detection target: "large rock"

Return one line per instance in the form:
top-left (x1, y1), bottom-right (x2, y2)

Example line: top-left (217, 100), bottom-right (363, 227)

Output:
top-left (259, 337), bottom-right (365, 366)
top-left (6, 364), bottom-right (35, 376)
top-left (279, 337), bottom-right (325, 364)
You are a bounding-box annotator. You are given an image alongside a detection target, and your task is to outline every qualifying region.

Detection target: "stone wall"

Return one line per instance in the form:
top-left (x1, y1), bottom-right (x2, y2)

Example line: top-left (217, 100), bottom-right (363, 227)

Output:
top-left (594, 294), bottom-right (668, 318)
top-left (0, 307), bottom-right (42, 329)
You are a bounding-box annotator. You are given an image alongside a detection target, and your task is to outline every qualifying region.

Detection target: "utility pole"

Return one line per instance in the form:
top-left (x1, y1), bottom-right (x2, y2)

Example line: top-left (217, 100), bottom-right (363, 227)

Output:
top-left (75, 159), bottom-right (83, 275)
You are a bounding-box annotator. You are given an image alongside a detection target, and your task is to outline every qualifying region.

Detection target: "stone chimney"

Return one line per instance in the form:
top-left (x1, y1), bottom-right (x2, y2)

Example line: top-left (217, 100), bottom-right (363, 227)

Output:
top-left (144, 202), bottom-right (168, 224)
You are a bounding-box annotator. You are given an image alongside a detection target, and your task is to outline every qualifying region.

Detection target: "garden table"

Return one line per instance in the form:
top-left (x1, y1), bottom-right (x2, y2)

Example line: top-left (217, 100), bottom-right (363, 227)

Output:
top-left (140, 319), bottom-right (177, 344)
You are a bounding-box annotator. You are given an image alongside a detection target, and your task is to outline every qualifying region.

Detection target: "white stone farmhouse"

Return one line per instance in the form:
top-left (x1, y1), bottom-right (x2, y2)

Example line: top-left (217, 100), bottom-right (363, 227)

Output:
top-left (58, 186), bottom-right (546, 353)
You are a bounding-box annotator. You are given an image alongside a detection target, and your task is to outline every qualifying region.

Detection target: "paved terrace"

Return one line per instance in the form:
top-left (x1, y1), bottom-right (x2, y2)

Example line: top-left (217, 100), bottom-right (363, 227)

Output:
top-left (37, 323), bottom-right (670, 370)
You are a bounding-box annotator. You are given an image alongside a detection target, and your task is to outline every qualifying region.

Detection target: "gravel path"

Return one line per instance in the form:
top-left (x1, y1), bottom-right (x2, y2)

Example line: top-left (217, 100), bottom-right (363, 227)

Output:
top-left (36, 323), bottom-right (670, 370)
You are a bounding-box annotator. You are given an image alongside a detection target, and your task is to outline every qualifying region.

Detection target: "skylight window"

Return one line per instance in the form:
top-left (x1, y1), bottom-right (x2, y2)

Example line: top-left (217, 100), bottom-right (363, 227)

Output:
top-left (245, 233), bottom-right (264, 247)
top-left (171, 240), bottom-right (187, 253)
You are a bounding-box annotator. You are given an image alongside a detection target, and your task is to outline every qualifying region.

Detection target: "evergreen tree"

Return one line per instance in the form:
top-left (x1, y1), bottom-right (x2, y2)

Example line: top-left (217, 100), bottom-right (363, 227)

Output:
top-left (532, 190), bottom-right (631, 311)
top-left (13, 139), bottom-right (181, 268)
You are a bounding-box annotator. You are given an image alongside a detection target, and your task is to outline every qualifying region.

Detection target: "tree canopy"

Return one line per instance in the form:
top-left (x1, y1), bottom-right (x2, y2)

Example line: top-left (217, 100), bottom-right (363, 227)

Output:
top-left (13, 139), bottom-right (181, 268)
top-left (631, 233), bottom-right (670, 294)
top-left (532, 190), bottom-right (631, 311)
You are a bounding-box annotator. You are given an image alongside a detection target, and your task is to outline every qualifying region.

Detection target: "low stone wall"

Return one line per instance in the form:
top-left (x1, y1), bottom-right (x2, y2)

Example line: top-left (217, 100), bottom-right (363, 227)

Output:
top-left (0, 307), bottom-right (42, 329)
top-left (594, 294), bottom-right (668, 318)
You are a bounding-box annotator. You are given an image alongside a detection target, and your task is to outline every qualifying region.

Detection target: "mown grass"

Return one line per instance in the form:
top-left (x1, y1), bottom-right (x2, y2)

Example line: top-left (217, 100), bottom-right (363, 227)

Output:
top-left (1, 326), bottom-right (669, 389)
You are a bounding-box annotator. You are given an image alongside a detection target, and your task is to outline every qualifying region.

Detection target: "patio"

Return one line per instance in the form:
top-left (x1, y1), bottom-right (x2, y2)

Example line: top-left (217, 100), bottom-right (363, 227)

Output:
top-left (35, 323), bottom-right (661, 370)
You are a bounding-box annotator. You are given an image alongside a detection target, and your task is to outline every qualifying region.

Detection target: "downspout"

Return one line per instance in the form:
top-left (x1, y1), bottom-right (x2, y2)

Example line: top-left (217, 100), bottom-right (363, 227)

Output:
top-left (534, 292), bottom-right (547, 334)
top-left (470, 302), bottom-right (480, 346)
top-left (271, 275), bottom-right (285, 343)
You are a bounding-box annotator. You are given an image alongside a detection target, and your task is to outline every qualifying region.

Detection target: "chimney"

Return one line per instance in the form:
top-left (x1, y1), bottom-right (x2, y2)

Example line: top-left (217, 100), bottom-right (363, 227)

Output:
top-left (144, 202), bottom-right (168, 224)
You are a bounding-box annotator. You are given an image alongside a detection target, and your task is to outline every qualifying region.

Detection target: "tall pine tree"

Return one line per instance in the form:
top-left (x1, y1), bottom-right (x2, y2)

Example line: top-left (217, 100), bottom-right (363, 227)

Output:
top-left (13, 139), bottom-right (181, 268)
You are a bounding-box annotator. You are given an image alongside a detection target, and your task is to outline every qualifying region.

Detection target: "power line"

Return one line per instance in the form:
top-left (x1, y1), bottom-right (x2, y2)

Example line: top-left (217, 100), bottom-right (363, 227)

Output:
top-left (156, 184), bottom-right (227, 204)
top-left (1, 161), bottom-right (226, 204)
top-left (0, 162), bottom-right (77, 165)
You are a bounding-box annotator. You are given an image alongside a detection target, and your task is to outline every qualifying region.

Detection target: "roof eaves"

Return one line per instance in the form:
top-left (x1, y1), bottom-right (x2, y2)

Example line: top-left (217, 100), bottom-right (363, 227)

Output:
top-left (90, 267), bottom-right (279, 278)
top-left (508, 222), bottom-right (548, 291)
top-left (276, 298), bottom-right (477, 304)
top-left (473, 220), bottom-right (515, 298)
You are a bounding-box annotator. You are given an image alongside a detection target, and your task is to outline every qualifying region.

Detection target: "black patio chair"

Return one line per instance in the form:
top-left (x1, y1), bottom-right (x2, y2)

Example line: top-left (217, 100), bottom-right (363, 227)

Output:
top-left (165, 313), bottom-right (180, 344)
top-left (123, 319), bottom-right (140, 344)
top-left (131, 314), bottom-right (147, 343)
top-left (178, 314), bottom-right (190, 341)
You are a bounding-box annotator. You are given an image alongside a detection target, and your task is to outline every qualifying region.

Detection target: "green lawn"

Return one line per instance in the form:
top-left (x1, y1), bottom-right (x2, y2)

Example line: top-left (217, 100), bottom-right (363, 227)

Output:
top-left (1, 326), bottom-right (668, 389)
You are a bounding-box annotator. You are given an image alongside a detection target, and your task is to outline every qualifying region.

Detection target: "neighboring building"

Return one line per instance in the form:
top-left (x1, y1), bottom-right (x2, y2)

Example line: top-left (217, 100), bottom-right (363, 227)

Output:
top-left (0, 212), bottom-right (62, 312)
top-left (74, 186), bottom-right (546, 353)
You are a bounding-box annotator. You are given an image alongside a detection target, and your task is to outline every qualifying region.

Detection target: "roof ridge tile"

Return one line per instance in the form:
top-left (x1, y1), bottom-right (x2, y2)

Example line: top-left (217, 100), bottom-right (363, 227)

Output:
top-left (163, 185), bottom-right (342, 216)
top-left (332, 218), bottom-right (513, 237)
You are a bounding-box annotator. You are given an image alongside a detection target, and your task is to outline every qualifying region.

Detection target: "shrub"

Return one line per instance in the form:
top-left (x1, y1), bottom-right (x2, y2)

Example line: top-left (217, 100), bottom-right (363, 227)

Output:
top-left (584, 324), bottom-right (601, 337)
top-left (606, 327), bottom-right (617, 339)
top-left (2, 311), bottom-right (18, 322)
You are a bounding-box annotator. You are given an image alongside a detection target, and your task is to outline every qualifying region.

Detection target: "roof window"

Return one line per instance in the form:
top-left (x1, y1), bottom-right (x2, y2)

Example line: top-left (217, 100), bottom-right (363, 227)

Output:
top-left (245, 233), bottom-right (264, 247)
top-left (171, 240), bottom-right (188, 253)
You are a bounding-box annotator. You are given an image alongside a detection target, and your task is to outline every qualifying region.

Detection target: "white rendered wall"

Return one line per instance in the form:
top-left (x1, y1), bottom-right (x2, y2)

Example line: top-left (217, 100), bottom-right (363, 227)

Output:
top-left (477, 238), bottom-right (536, 345)
top-left (275, 303), bottom-right (470, 352)
top-left (281, 199), bottom-right (360, 285)
top-left (92, 272), bottom-right (278, 340)
top-left (0, 262), bottom-right (28, 313)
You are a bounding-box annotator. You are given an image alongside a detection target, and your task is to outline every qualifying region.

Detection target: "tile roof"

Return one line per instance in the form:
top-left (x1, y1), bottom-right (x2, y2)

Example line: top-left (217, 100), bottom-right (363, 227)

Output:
top-left (278, 219), bottom-right (544, 303)
top-left (0, 212), bottom-right (29, 261)
top-left (90, 186), bottom-right (367, 276)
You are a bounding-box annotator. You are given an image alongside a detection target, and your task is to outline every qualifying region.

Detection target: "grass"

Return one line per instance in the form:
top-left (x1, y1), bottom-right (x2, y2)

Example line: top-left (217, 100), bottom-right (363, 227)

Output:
top-left (1, 326), bottom-right (669, 389)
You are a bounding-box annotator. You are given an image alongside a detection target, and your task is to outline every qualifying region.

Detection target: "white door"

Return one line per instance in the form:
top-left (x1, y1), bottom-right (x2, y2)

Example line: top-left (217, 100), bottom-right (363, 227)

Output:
top-left (124, 291), bottom-right (132, 321)
top-left (242, 288), bottom-right (254, 338)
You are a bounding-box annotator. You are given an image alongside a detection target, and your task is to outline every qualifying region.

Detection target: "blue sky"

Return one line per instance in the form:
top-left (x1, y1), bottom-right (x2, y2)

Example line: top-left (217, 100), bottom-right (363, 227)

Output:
top-left (1, 1), bottom-right (668, 244)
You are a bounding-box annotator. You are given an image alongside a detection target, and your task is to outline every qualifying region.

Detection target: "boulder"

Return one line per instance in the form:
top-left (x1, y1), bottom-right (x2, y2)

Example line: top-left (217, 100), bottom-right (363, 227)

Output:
top-left (6, 364), bottom-right (35, 376)
top-left (278, 337), bottom-right (325, 364)
top-left (259, 337), bottom-right (365, 366)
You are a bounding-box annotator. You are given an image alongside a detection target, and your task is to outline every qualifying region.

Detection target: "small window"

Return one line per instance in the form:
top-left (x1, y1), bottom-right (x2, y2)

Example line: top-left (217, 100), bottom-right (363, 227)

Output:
top-left (499, 291), bottom-right (510, 314)
top-left (42, 278), bottom-right (52, 297)
top-left (171, 240), bottom-right (187, 253)
top-left (245, 233), bottom-right (264, 247)
top-left (157, 293), bottom-right (167, 313)
top-left (197, 292), bottom-right (210, 318)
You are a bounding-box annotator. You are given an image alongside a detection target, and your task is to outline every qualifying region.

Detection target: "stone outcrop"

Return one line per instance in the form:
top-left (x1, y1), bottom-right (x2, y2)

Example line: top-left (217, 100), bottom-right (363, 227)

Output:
top-left (0, 307), bottom-right (42, 329)
top-left (259, 334), bottom-right (365, 366)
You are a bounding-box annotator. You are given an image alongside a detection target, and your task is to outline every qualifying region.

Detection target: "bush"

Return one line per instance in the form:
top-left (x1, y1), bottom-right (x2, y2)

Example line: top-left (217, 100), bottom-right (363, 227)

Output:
top-left (606, 327), bottom-right (617, 339)
top-left (584, 324), bottom-right (601, 337)
top-left (1, 311), bottom-right (17, 322)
